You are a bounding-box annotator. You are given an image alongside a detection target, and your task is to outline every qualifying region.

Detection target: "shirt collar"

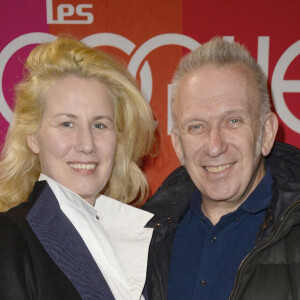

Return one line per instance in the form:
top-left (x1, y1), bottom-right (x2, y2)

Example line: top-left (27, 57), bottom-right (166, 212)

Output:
top-left (239, 168), bottom-right (273, 213)
top-left (176, 189), bottom-right (202, 226)
top-left (38, 173), bottom-right (97, 218)
top-left (38, 173), bottom-right (154, 229)
top-left (190, 189), bottom-right (202, 214)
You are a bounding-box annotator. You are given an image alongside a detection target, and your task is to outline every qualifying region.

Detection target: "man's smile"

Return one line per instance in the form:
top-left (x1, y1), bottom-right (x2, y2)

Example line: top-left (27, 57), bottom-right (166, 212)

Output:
top-left (204, 163), bottom-right (235, 173)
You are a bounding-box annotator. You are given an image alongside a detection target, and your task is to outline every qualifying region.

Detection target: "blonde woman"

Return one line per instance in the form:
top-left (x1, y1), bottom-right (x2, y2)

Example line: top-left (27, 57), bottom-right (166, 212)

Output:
top-left (0, 37), bottom-right (156, 300)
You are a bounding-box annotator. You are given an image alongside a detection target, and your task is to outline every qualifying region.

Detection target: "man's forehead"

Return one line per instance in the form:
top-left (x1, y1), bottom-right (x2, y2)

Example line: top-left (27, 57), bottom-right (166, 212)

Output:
top-left (176, 64), bottom-right (259, 106)
top-left (182, 63), bottom-right (254, 86)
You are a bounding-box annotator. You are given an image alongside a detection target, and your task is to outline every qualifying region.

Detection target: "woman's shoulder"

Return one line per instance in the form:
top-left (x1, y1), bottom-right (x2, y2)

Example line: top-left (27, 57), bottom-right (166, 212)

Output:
top-left (0, 201), bottom-right (35, 249)
top-left (0, 200), bottom-right (32, 225)
top-left (0, 202), bottom-right (34, 260)
top-left (0, 180), bottom-right (47, 227)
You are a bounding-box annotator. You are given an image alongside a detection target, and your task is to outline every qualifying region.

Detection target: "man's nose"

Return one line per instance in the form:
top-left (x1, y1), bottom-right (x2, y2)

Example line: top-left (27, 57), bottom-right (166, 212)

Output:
top-left (204, 127), bottom-right (228, 157)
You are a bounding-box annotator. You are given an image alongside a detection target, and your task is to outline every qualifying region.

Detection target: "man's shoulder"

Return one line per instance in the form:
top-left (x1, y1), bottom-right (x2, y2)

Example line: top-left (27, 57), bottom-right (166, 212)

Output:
top-left (142, 166), bottom-right (196, 221)
top-left (267, 142), bottom-right (300, 184)
top-left (268, 142), bottom-right (300, 163)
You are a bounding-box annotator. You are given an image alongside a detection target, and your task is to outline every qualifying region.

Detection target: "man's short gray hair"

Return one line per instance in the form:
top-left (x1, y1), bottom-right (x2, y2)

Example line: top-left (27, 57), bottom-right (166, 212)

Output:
top-left (171, 37), bottom-right (271, 128)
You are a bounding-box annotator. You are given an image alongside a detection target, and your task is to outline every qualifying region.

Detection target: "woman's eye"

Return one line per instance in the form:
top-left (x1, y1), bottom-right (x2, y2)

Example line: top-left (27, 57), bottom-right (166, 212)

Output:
top-left (93, 123), bottom-right (105, 129)
top-left (61, 121), bottom-right (74, 128)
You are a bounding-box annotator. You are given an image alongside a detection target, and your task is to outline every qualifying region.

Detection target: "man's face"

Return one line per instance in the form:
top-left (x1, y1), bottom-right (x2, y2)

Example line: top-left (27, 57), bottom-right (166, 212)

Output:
top-left (171, 64), bottom-right (277, 210)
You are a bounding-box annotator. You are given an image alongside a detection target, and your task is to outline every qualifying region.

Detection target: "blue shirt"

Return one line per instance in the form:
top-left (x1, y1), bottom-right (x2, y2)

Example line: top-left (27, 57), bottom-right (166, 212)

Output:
top-left (167, 169), bottom-right (273, 300)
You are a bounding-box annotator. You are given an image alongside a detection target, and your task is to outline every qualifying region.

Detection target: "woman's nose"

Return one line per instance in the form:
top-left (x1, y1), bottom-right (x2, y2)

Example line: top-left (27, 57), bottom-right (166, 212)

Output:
top-left (74, 126), bottom-right (96, 154)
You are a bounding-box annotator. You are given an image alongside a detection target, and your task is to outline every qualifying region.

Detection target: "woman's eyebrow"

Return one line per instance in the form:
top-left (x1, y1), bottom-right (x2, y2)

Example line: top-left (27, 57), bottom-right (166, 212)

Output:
top-left (53, 113), bottom-right (77, 119)
top-left (53, 113), bottom-right (114, 123)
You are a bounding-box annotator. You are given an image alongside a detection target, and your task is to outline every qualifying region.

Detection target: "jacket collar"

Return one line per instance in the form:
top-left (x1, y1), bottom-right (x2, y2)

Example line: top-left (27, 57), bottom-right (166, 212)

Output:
top-left (26, 181), bottom-right (115, 300)
top-left (142, 166), bottom-right (195, 225)
top-left (256, 142), bottom-right (300, 243)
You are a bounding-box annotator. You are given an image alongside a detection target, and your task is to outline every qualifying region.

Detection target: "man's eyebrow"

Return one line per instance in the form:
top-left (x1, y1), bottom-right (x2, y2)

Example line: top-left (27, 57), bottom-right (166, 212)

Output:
top-left (222, 109), bottom-right (248, 116)
top-left (182, 109), bottom-right (247, 121)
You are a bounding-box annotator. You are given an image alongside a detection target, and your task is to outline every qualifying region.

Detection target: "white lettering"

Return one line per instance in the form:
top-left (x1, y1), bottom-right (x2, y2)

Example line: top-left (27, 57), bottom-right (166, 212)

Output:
top-left (272, 40), bottom-right (300, 133)
top-left (76, 4), bottom-right (94, 23)
top-left (57, 4), bottom-right (74, 22)
top-left (0, 33), bottom-right (299, 138)
top-left (46, 0), bottom-right (94, 24)
top-left (0, 33), bottom-right (56, 122)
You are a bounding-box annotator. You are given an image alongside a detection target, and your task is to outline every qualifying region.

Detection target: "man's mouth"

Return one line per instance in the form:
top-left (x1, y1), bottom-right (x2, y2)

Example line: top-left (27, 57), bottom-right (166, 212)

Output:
top-left (68, 163), bottom-right (97, 170)
top-left (204, 163), bottom-right (234, 173)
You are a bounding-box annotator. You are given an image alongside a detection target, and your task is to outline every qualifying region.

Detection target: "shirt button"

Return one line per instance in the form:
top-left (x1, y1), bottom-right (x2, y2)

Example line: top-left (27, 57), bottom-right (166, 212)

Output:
top-left (235, 217), bottom-right (240, 222)
top-left (96, 215), bottom-right (99, 220)
top-left (211, 236), bottom-right (217, 243)
top-left (200, 280), bottom-right (206, 286)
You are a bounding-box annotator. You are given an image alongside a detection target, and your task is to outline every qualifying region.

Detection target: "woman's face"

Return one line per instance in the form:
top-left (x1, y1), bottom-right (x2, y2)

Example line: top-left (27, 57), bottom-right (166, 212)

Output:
top-left (27, 76), bottom-right (117, 205)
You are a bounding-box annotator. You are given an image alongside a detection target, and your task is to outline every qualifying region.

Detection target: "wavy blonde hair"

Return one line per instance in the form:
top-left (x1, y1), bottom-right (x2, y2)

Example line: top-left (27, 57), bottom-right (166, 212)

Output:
top-left (0, 37), bottom-right (156, 211)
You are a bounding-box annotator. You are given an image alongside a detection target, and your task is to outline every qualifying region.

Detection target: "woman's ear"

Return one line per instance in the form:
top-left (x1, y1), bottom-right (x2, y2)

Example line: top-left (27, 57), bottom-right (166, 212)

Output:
top-left (27, 134), bottom-right (40, 154)
top-left (261, 112), bottom-right (279, 156)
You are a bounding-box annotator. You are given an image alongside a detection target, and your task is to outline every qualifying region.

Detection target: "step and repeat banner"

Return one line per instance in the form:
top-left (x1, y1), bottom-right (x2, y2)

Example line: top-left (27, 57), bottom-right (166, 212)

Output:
top-left (1, 0), bottom-right (299, 196)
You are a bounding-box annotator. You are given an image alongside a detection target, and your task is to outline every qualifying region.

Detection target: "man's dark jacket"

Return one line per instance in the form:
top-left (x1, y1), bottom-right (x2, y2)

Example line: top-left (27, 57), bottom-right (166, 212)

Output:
top-left (142, 142), bottom-right (300, 300)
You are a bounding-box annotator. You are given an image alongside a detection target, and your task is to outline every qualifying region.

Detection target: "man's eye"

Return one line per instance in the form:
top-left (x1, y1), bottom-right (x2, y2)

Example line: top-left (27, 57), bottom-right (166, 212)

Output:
top-left (228, 119), bottom-right (241, 127)
top-left (186, 124), bottom-right (204, 134)
top-left (190, 125), bottom-right (201, 130)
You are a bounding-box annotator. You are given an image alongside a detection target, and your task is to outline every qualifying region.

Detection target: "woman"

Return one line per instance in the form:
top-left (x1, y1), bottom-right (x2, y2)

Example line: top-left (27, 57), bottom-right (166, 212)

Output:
top-left (0, 37), bottom-right (156, 300)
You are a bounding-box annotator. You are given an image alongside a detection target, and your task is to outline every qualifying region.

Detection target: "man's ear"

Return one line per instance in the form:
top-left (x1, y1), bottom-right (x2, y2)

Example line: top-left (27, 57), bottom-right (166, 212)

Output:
top-left (171, 128), bottom-right (185, 166)
top-left (27, 134), bottom-right (40, 154)
top-left (261, 112), bottom-right (278, 156)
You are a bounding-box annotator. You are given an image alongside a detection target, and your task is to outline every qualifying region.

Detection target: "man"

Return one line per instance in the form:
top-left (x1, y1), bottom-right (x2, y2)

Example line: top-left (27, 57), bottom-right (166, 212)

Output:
top-left (143, 37), bottom-right (300, 300)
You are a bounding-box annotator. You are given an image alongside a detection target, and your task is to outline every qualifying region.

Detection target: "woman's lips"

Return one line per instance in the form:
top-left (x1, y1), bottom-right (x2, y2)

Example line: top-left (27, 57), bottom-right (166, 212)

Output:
top-left (68, 162), bottom-right (97, 170)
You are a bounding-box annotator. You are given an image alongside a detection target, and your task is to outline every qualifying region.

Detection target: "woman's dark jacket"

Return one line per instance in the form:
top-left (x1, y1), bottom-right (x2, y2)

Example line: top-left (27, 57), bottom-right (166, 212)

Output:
top-left (0, 181), bottom-right (114, 300)
top-left (142, 142), bottom-right (300, 300)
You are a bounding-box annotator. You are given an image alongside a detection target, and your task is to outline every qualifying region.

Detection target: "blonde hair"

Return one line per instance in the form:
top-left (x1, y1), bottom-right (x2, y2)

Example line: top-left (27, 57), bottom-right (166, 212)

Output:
top-left (171, 37), bottom-right (271, 128)
top-left (0, 37), bottom-right (156, 211)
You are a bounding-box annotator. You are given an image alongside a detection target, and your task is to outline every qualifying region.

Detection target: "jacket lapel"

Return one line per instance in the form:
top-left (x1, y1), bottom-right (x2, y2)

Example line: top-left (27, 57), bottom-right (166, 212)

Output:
top-left (27, 181), bottom-right (115, 300)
